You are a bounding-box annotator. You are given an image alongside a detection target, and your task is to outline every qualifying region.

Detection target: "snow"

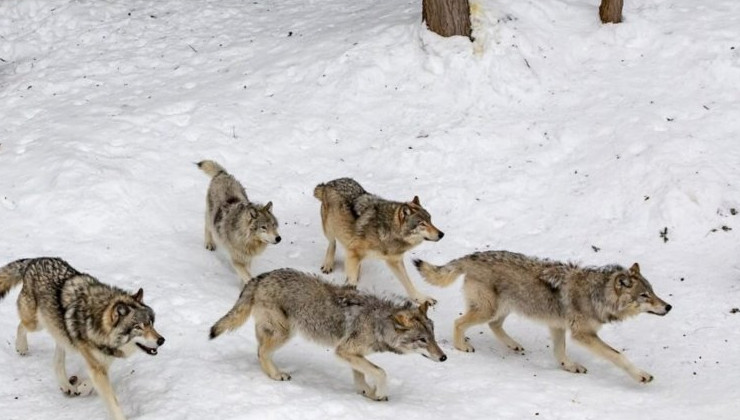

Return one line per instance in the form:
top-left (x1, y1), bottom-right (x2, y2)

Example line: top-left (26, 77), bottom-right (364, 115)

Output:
top-left (1, 0), bottom-right (738, 419)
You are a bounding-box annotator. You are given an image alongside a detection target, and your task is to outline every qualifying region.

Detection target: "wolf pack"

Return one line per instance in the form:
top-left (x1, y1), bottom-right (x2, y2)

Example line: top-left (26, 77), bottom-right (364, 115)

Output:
top-left (0, 160), bottom-right (672, 419)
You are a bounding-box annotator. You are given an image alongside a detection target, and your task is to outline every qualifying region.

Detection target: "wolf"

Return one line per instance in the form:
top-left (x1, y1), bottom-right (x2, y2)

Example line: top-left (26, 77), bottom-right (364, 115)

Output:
top-left (313, 178), bottom-right (443, 305)
top-left (209, 268), bottom-right (446, 401)
top-left (414, 250), bottom-right (672, 383)
top-left (198, 160), bottom-right (281, 283)
top-left (0, 257), bottom-right (165, 420)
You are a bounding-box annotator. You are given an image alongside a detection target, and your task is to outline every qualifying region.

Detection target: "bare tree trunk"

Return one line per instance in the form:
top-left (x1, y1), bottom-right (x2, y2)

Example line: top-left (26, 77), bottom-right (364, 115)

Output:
top-left (599, 0), bottom-right (623, 24)
top-left (423, 0), bottom-right (472, 39)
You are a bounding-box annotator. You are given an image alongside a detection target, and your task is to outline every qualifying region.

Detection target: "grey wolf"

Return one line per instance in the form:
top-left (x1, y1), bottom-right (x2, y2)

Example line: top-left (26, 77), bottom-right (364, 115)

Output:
top-left (198, 160), bottom-right (281, 283)
top-left (209, 268), bottom-right (446, 401)
top-left (313, 178), bottom-right (443, 305)
top-left (0, 257), bottom-right (165, 420)
top-left (414, 250), bottom-right (672, 383)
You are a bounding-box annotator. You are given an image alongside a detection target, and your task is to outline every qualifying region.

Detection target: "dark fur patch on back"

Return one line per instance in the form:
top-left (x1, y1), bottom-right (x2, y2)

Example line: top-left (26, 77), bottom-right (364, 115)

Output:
top-left (224, 196), bottom-right (240, 206)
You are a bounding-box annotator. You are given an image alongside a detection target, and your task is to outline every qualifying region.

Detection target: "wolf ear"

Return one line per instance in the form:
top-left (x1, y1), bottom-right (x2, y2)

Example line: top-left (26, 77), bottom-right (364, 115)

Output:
top-left (133, 288), bottom-right (144, 303)
top-left (264, 201), bottom-right (273, 212)
top-left (110, 302), bottom-right (130, 325)
top-left (418, 301), bottom-right (430, 317)
top-left (392, 311), bottom-right (413, 330)
top-left (412, 196), bottom-right (421, 206)
top-left (616, 273), bottom-right (633, 288)
top-left (629, 263), bottom-right (640, 275)
top-left (398, 204), bottom-right (412, 223)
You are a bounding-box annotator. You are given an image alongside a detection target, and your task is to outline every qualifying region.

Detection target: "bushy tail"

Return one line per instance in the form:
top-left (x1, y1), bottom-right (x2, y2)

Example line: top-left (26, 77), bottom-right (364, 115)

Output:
top-left (197, 160), bottom-right (228, 178)
top-left (209, 281), bottom-right (257, 339)
top-left (313, 183), bottom-right (326, 201)
top-left (413, 258), bottom-right (464, 287)
top-left (0, 259), bottom-right (30, 300)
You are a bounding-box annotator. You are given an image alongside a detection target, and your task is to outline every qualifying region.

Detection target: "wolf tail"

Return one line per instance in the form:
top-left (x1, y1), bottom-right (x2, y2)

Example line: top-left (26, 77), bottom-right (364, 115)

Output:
top-left (313, 183), bottom-right (326, 201)
top-left (413, 258), bottom-right (465, 287)
top-left (209, 280), bottom-right (258, 339)
top-left (197, 160), bottom-right (228, 178)
top-left (0, 259), bottom-right (30, 300)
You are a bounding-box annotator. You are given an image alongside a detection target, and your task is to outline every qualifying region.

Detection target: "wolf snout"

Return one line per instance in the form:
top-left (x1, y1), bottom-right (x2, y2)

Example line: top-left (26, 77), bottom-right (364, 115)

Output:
top-left (439, 354), bottom-right (447, 362)
top-left (274, 236), bottom-right (282, 244)
top-left (437, 231), bottom-right (445, 240)
top-left (157, 336), bottom-right (166, 346)
top-left (663, 304), bottom-right (672, 314)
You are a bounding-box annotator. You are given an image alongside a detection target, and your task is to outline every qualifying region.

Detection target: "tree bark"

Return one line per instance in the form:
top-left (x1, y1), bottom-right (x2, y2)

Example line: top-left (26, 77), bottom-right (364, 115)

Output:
top-left (423, 0), bottom-right (472, 39)
top-left (599, 0), bottom-right (623, 24)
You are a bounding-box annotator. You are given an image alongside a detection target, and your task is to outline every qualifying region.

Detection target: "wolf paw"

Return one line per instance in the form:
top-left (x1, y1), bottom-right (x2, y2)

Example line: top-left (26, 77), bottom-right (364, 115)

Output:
top-left (321, 264), bottom-right (334, 274)
top-left (560, 361), bottom-right (587, 374)
top-left (270, 372), bottom-right (291, 381)
top-left (205, 242), bottom-right (216, 251)
top-left (71, 377), bottom-right (94, 396)
top-left (455, 338), bottom-right (475, 353)
top-left (61, 376), bottom-right (94, 397)
top-left (634, 370), bottom-right (654, 383)
top-left (359, 388), bottom-right (388, 402)
top-left (508, 344), bottom-right (525, 353)
top-left (15, 338), bottom-right (28, 356)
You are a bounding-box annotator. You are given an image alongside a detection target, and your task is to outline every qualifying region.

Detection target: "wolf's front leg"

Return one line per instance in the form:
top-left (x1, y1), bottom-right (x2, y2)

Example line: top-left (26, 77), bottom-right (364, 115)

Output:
top-left (351, 369), bottom-right (375, 397)
top-left (53, 345), bottom-right (94, 396)
top-left (386, 259), bottom-right (436, 306)
top-left (81, 350), bottom-right (127, 420)
top-left (549, 327), bottom-right (586, 374)
top-left (230, 258), bottom-right (253, 284)
top-left (572, 331), bottom-right (653, 383)
top-left (336, 349), bottom-right (388, 401)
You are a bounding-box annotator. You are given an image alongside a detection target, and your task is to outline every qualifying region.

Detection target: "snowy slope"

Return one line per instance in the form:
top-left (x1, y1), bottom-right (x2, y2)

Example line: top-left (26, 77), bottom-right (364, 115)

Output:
top-left (1, 0), bottom-right (739, 419)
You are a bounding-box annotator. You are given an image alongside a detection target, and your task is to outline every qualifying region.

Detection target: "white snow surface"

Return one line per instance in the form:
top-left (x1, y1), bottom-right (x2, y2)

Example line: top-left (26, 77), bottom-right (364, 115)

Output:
top-left (1, 0), bottom-right (739, 419)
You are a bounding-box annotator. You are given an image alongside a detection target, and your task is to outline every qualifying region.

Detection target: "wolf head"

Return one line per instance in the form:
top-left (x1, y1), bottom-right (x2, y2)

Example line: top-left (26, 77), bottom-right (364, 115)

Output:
top-left (108, 288), bottom-right (165, 357)
top-left (247, 202), bottom-right (281, 244)
top-left (612, 263), bottom-right (672, 318)
top-left (389, 302), bottom-right (447, 362)
top-left (398, 196), bottom-right (444, 243)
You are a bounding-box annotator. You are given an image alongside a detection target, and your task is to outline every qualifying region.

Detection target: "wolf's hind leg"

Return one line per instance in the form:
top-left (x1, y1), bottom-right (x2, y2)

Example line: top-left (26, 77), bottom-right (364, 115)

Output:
top-left (345, 252), bottom-right (362, 287)
top-left (16, 289), bottom-right (39, 355)
top-left (488, 315), bottom-right (524, 352)
top-left (15, 323), bottom-right (29, 355)
top-left (256, 318), bottom-right (292, 381)
top-left (453, 306), bottom-right (495, 353)
top-left (550, 327), bottom-right (587, 373)
top-left (321, 238), bottom-right (336, 274)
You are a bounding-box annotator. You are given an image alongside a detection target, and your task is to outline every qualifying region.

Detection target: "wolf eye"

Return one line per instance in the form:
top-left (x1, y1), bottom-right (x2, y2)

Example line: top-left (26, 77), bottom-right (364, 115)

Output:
top-left (639, 293), bottom-right (650, 298)
top-left (133, 324), bottom-right (143, 331)
top-left (417, 337), bottom-right (427, 344)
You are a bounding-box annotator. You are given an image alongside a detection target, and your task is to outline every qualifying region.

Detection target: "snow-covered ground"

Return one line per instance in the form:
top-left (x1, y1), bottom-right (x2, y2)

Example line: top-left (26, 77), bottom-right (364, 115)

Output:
top-left (1, 0), bottom-right (738, 418)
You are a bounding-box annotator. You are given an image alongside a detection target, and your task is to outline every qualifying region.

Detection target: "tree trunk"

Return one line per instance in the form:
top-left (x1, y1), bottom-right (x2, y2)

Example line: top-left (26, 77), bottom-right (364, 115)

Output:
top-left (599, 0), bottom-right (623, 24)
top-left (423, 0), bottom-right (471, 39)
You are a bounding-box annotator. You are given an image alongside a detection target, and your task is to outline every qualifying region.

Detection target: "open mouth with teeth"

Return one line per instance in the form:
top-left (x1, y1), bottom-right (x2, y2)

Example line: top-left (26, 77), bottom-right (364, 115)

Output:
top-left (136, 343), bottom-right (159, 355)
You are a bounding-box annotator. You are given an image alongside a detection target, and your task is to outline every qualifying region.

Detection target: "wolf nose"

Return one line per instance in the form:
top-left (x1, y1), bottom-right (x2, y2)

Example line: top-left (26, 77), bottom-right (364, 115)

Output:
top-left (438, 231), bottom-right (445, 239)
top-left (157, 337), bottom-right (165, 346)
top-left (439, 354), bottom-right (447, 362)
top-left (665, 304), bottom-right (672, 313)
top-left (275, 236), bottom-right (282, 243)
